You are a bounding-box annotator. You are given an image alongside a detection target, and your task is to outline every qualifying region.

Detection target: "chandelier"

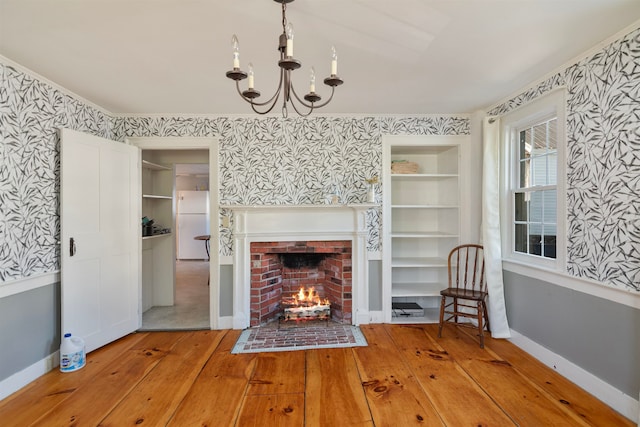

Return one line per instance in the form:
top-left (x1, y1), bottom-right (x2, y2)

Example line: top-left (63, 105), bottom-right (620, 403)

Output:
top-left (225, 0), bottom-right (343, 117)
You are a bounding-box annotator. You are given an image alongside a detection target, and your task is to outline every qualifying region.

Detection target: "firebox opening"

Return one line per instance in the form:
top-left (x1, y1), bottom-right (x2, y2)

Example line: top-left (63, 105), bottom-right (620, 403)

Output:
top-left (280, 253), bottom-right (326, 269)
top-left (250, 240), bottom-right (352, 327)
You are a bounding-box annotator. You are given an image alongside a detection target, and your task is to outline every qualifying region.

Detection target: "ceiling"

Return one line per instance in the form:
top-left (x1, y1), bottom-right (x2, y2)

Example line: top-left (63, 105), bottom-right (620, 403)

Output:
top-left (1, 0), bottom-right (639, 115)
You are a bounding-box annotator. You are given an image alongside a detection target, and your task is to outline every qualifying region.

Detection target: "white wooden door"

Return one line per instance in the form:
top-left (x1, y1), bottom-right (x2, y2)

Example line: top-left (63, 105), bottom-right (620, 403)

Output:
top-left (60, 128), bottom-right (140, 353)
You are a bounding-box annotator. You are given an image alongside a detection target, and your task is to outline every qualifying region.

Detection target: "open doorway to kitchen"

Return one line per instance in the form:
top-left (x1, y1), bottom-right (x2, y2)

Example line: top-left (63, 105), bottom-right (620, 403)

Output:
top-left (127, 136), bottom-right (220, 330)
top-left (141, 259), bottom-right (210, 330)
top-left (139, 151), bottom-right (211, 330)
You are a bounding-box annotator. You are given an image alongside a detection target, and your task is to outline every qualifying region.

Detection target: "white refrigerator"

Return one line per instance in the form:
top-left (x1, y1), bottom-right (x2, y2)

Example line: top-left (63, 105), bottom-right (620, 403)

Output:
top-left (177, 191), bottom-right (210, 260)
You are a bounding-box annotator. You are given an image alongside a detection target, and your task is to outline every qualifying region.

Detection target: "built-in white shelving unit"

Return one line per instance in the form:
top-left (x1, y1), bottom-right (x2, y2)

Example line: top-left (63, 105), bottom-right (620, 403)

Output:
top-left (382, 135), bottom-right (469, 323)
top-left (141, 159), bottom-right (175, 310)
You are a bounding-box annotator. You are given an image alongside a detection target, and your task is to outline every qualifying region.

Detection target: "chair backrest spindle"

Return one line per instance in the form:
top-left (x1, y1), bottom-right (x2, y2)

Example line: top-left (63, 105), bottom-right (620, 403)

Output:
top-left (448, 244), bottom-right (485, 293)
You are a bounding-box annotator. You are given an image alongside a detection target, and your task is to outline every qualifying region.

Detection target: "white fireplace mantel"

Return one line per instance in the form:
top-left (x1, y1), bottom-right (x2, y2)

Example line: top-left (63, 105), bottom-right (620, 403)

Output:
top-left (222, 204), bottom-right (376, 329)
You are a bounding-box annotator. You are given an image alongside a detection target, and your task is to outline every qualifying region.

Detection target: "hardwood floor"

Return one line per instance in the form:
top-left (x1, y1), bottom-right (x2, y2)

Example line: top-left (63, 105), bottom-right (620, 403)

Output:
top-left (0, 324), bottom-right (631, 426)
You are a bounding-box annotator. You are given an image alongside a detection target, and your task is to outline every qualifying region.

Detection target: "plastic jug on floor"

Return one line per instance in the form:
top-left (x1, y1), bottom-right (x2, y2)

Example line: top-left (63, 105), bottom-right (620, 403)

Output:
top-left (60, 333), bottom-right (86, 372)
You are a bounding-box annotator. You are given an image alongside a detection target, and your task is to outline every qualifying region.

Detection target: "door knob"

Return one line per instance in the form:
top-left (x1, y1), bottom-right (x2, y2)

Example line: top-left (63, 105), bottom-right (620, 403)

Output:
top-left (70, 237), bottom-right (77, 257)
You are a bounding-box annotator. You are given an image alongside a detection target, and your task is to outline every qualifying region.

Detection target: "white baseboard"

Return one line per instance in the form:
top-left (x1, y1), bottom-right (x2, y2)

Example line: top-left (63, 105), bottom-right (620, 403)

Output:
top-left (368, 310), bottom-right (384, 324)
top-left (0, 351), bottom-right (59, 401)
top-left (509, 329), bottom-right (638, 422)
top-left (216, 316), bottom-right (234, 329)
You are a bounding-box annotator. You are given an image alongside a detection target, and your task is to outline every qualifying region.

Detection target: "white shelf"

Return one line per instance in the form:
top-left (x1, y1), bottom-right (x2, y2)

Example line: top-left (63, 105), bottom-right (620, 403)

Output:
top-left (391, 231), bottom-right (458, 238)
top-left (142, 233), bottom-right (173, 240)
top-left (392, 257), bottom-right (448, 267)
top-left (392, 204), bottom-right (458, 209)
top-left (392, 282), bottom-right (446, 297)
top-left (142, 160), bottom-right (171, 171)
top-left (391, 145), bottom-right (458, 155)
top-left (142, 194), bottom-right (172, 200)
top-left (391, 173), bottom-right (458, 180)
top-left (391, 308), bottom-right (440, 324)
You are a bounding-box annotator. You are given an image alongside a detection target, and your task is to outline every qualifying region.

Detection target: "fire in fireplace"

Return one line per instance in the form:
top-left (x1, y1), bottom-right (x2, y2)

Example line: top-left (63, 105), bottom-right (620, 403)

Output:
top-left (281, 286), bottom-right (331, 321)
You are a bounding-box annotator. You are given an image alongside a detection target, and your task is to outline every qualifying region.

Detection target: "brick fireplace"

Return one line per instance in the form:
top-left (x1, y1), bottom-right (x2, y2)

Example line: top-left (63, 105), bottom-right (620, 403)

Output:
top-left (223, 204), bottom-right (372, 329)
top-left (250, 240), bottom-right (352, 326)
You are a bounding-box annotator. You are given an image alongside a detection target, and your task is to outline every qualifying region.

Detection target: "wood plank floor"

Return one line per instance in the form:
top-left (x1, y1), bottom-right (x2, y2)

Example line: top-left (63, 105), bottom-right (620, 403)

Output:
top-left (0, 324), bottom-right (631, 426)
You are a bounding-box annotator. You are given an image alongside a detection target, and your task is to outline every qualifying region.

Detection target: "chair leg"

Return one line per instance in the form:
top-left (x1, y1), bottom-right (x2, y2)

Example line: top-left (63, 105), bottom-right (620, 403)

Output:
top-left (477, 300), bottom-right (485, 348)
top-left (483, 300), bottom-right (490, 333)
top-left (453, 298), bottom-right (459, 323)
top-left (438, 295), bottom-right (446, 338)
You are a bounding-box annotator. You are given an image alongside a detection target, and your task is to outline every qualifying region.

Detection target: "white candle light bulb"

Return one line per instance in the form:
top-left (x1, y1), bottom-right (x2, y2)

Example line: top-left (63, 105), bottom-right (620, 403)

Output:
top-left (231, 34), bottom-right (240, 69)
top-left (248, 63), bottom-right (254, 89)
top-left (331, 46), bottom-right (337, 76)
top-left (309, 67), bottom-right (316, 93)
top-left (285, 23), bottom-right (294, 57)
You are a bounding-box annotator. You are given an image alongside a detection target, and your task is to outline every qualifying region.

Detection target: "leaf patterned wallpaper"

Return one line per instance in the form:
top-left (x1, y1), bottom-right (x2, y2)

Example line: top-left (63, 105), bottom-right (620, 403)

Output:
top-left (114, 115), bottom-right (469, 256)
top-left (0, 60), bottom-right (469, 281)
top-left (1, 24), bottom-right (638, 293)
top-left (0, 64), bottom-right (113, 282)
top-left (488, 27), bottom-right (640, 292)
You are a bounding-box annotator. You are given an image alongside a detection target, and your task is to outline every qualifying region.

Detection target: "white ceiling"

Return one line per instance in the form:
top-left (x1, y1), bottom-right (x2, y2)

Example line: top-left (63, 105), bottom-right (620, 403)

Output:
top-left (1, 0), bottom-right (639, 115)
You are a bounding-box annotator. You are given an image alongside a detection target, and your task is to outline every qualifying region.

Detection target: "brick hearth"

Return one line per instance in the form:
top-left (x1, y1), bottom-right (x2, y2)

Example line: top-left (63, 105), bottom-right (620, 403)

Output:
top-left (250, 241), bottom-right (352, 327)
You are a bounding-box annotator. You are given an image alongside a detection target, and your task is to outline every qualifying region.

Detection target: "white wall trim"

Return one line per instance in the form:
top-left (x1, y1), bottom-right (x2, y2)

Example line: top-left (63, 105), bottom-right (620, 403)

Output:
top-left (217, 316), bottom-right (234, 330)
top-left (0, 351), bottom-right (59, 401)
top-left (115, 112), bottom-right (472, 120)
top-left (219, 256), bottom-right (233, 265)
top-left (367, 251), bottom-right (382, 261)
top-left (125, 136), bottom-right (215, 150)
top-left (0, 271), bottom-right (60, 299)
top-left (368, 310), bottom-right (384, 324)
top-left (509, 329), bottom-right (638, 422)
top-left (503, 260), bottom-right (640, 309)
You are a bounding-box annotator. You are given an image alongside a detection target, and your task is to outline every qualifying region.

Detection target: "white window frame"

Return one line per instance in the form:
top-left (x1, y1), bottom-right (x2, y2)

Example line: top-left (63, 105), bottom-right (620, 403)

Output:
top-left (500, 89), bottom-right (567, 271)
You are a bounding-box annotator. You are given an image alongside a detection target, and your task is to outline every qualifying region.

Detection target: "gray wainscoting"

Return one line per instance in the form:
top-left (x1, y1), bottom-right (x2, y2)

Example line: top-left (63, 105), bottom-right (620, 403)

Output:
top-left (503, 270), bottom-right (639, 398)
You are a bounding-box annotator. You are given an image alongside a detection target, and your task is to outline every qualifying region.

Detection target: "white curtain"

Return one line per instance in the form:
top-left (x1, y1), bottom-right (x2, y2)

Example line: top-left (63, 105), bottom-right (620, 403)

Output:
top-left (482, 117), bottom-right (511, 338)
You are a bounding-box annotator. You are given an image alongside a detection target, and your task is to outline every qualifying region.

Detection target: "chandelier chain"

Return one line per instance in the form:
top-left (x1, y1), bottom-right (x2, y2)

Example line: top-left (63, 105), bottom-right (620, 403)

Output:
top-left (282, 2), bottom-right (287, 34)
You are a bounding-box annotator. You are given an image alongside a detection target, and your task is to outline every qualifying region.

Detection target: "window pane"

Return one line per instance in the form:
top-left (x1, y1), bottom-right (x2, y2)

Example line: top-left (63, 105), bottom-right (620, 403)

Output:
top-left (548, 118), bottom-right (557, 150)
top-left (515, 224), bottom-right (528, 253)
top-left (543, 190), bottom-right (557, 223)
top-left (519, 159), bottom-right (530, 188)
top-left (530, 191), bottom-right (543, 222)
top-left (533, 122), bottom-right (547, 150)
top-left (515, 192), bottom-right (527, 221)
top-left (547, 154), bottom-right (557, 185)
top-left (531, 155), bottom-right (547, 186)
top-left (542, 224), bottom-right (557, 259)
top-left (519, 129), bottom-right (530, 161)
top-left (528, 233), bottom-right (542, 256)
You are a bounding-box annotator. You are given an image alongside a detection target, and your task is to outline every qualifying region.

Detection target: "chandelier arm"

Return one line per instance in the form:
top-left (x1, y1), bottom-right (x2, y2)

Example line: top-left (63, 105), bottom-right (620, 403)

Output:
top-left (290, 82), bottom-right (336, 110)
top-left (288, 97), bottom-right (314, 117)
top-left (287, 83), bottom-right (315, 116)
top-left (250, 100), bottom-right (278, 115)
top-left (234, 74), bottom-right (284, 108)
top-left (309, 87), bottom-right (336, 109)
top-left (247, 87), bottom-right (282, 114)
top-left (289, 82), bottom-right (315, 109)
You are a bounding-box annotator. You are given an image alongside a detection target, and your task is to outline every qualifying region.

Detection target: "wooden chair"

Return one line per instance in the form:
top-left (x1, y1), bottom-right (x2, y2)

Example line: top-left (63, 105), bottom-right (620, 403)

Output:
top-left (438, 244), bottom-right (490, 348)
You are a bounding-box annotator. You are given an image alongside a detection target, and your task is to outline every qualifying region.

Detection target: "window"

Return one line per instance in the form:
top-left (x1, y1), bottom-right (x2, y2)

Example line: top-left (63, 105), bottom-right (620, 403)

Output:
top-left (514, 117), bottom-right (557, 259)
top-left (502, 90), bottom-right (566, 269)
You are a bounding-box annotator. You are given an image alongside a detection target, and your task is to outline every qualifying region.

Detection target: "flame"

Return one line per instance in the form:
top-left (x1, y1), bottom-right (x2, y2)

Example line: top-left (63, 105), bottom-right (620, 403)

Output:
top-left (292, 286), bottom-right (329, 307)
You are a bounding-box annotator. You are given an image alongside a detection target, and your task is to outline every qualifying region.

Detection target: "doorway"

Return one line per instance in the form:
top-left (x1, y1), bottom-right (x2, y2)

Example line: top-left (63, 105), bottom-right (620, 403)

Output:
top-left (127, 137), bottom-right (219, 330)
top-left (140, 157), bottom-right (211, 330)
top-left (141, 259), bottom-right (210, 330)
